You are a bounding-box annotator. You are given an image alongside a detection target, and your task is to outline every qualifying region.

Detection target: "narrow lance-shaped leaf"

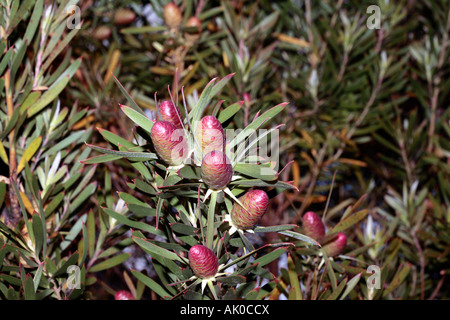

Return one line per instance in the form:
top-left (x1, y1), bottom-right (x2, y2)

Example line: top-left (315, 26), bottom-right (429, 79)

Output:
top-left (17, 136), bottom-right (42, 174)
top-left (28, 59), bottom-right (81, 117)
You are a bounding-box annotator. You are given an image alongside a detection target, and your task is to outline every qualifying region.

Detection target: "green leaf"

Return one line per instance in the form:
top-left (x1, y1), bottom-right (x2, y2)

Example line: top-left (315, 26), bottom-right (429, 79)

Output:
top-left (7, 0), bottom-right (34, 35)
top-left (86, 144), bottom-right (157, 161)
top-left (42, 130), bottom-right (87, 158)
top-left (177, 165), bottom-right (201, 179)
top-left (216, 275), bottom-right (246, 286)
top-left (210, 73), bottom-right (234, 99)
top-left (254, 224), bottom-right (297, 233)
top-left (17, 136), bottom-right (42, 174)
top-left (31, 212), bottom-right (45, 257)
top-left (217, 101), bottom-right (243, 123)
top-left (103, 207), bottom-right (165, 238)
top-left (23, 274), bottom-right (36, 300)
top-left (230, 178), bottom-right (297, 190)
top-left (97, 128), bottom-right (136, 148)
top-left (131, 270), bottom-right (172, 299)
top-left (233, 163), bottom-right (278, 181)
top-left (0, 182), bottom-right (6, 209)
top-left (190, 77), bottom-right (217, 124)
top-left (121, 104), bottom-right (154, 133)
top-left (287, 254), bottom-right (302, 300)
top-left (89, 253), bottom-right (131, 273)
top-left (252, 247), bottom-right (288, 267)
top-left (278, 230), bottom-right (321, 246)
top-left (206, 190), bottom-right (218, 250)
top-left (0, 140), bottom-right (8, 165)
top-left (87, 211), bottom-right (96, 258)
top-left (28, 59), bottom-right (81, 117)
top-left (340, 273), bottom-right (361, 300)
top-left (227, 102), bottom-right (287, 150)
top-left (24, 0), bottom-right (43, 43)
top-left (382, 264), bottom-right (411, 297)
top-left (326, 259), bottom-right (337, 292)
top-left (81, 154), bottom-right (123, 164)
top-left (43, 192), bottom-right (64, 217)
top-left (0, 47), bottom-right (14, 76)
top-left (33, 262), bottom-right (44, 293)
top-left (326, 277), bottom-right (348, 300)
top-left (112, 74), bottom-right (144, 114)
top-left (327, 209), bottom-right (369, 235)
top-left (68, 182), bottom-right (97, 214)
top-left (132, 234), bottom-right (184, 263)
top-left (53, 252), bottom-right (79, 278)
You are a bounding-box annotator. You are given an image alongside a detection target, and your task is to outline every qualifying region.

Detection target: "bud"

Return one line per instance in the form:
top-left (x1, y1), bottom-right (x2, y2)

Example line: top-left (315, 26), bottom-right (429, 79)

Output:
top-left (151, 121), bottom-right (187, 166)
top-left (158, 100), bottom-right (184, 129)
top-left (230, 189), bottom-right (269, 230)
top-left (114, 8), bottom-right (136, 26)
top-left (195, 115), bottom-right (225, 156)
top-left (184, 16), bottom-right (202, 42)
top-left (163, 2), bottom-right (182, 29)
top-left (201, 150), bottom-right (233, 190)
top-left (322, 232), bottom-right (347, 257)
top-left (302, 211), bottom-right (325, 243)
top-left (114, 290), bottom-right (135, 300)
top-left (93, 26), bottom-right (112, 41)
top-left (189, 244), bottom-right (219, 278)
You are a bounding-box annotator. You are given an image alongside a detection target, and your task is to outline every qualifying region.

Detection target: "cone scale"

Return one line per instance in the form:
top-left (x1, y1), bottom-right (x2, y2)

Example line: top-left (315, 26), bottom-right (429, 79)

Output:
top-left (189, 245), bottom-right (219, 278)
top-left (230, 189), bottom-right (269, 230)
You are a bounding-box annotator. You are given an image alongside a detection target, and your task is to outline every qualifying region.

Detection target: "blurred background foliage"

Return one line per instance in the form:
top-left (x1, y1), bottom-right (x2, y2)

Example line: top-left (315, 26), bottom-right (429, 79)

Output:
top-left (0, 0), bottom-right (449, 299)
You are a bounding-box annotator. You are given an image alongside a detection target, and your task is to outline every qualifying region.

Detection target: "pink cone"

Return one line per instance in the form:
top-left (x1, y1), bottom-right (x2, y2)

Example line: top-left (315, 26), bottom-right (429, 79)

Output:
top-left (201, 150), bottom-right (232, 190)
top-left (158, 100), bottom-right (184, 129)
top-left (114, 290), bottom-right (136, 300)
top-left (302, 211), bottom-right (326, 243)
top-left (322, 232), bottom-right (347, 257)
top-left (231, 189), bottom-right (269, 230)
top-left (189, 245), bottom-right (219, 278)
top-left (151, 121), bottom-right (187, 166)
top-left (195, 115), bottom-right (225, 156)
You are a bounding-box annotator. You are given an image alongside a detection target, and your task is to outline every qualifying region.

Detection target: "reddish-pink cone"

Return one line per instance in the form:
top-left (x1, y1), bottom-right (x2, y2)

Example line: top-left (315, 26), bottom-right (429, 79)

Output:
top-left (302, 211), bottom-right (326, 243)
top-left (114, 8), bottom-right (136, 26)
top-left (322, 232), bottom-right (347, 257)
top-left (151, 121), bottom-right (187, 166)
top-left (184, 16), bottom-right (202, 42)
top-left (163, 2), bottom-right (182, 29)
top-left (231, 189), bottom-right (269, 230)
top-left (158, 100), bottom-right (184, 129)
top-left (195, 115), bottom-right (225, 156)
top-left (114, 290), bottom-right (136, 300)
top-left (189, 245), bottom-right (219, 278)
top-left (201, 150), bottom-right (232, 190)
